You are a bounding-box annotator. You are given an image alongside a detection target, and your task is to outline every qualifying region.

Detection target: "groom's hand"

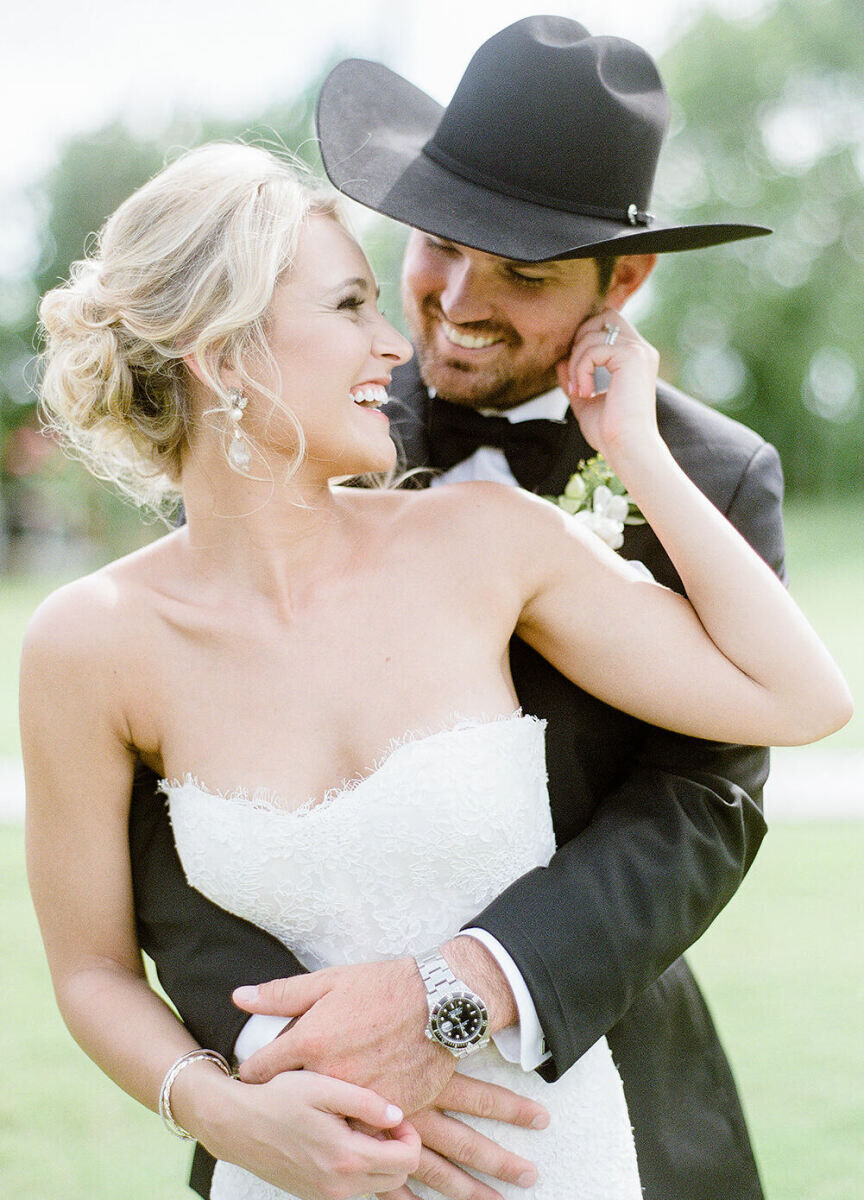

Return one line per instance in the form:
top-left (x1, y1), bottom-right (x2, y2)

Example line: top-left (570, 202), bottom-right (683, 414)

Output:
top-left (400, 1074), bottom-right (548, 1200)
top-left (234, 956), bottom-right (452, 1113)
top-left (233, 940), bottom-right (518, 1116)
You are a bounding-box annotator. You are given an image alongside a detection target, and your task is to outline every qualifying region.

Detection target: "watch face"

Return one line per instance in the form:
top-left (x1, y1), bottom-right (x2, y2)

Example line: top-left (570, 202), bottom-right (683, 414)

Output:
top-left (430, 993), bottom-right (488, 1048)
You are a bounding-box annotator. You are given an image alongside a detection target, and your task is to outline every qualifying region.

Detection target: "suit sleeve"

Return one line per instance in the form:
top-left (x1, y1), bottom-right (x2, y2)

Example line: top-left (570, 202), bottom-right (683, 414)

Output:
top-left (467, 440), bottom-right (786, 1079)
top-left (129, 769), bottom-right (307, 1058)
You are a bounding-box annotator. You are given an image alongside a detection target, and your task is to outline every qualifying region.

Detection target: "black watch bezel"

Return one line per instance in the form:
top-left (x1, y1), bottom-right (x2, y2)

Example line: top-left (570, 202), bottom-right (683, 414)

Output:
top-left (428, 988), bottom-right (490, 1051)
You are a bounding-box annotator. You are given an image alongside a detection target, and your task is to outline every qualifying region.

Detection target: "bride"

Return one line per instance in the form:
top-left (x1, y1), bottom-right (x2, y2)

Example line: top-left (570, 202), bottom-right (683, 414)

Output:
top-left (23, 143), bottom-right (850, 1200)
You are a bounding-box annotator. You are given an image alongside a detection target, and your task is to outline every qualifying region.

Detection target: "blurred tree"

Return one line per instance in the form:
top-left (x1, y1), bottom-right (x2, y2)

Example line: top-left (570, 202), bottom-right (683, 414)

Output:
top-left (643, 0), bottom-right (864, 496)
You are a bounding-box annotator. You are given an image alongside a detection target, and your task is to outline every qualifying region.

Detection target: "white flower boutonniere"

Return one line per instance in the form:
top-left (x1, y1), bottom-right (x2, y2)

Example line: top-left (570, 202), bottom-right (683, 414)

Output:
top-left (546, 456), bottom-right (645, 551)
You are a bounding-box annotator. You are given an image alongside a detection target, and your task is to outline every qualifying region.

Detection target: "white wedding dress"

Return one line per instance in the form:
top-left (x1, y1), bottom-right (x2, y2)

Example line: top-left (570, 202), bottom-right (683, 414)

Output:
top-left (163, 713), bottom-right (641, 1200)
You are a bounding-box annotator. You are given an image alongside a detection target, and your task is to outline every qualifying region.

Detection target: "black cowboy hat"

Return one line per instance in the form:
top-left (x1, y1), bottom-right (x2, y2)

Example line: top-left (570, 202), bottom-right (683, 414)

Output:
top-left (316, 14), bottom-right (770, 262)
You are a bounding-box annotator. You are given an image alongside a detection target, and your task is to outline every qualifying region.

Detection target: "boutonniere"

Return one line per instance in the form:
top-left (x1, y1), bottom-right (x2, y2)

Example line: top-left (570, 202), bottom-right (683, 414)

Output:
top-left (546, 455), bottom-right (645, 550)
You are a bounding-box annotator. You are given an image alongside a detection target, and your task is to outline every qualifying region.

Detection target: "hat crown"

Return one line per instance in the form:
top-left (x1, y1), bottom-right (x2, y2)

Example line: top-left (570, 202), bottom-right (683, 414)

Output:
top-left (315, 16), bottom-right (771, 259)
top-left (427, 16), bottom-right (670, 218)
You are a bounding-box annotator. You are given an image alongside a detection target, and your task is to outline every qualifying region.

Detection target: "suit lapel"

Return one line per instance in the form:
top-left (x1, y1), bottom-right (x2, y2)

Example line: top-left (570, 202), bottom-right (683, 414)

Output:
top-left (533, 408), bottom-right (594, 497)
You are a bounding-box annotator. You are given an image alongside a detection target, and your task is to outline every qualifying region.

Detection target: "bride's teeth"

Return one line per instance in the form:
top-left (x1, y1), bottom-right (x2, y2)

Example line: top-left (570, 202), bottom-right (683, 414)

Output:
top-left (352, 385), bottom-right (388, 407)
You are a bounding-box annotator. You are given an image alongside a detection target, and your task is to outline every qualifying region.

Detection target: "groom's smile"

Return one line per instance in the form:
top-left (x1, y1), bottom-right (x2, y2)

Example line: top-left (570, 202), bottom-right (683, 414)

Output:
top-left (438, 317), bottom-right (505, 352)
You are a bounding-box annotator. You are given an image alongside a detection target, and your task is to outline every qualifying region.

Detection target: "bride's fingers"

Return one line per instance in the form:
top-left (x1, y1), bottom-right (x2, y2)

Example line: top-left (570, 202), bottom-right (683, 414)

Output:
top-left (318, 1078), bottom-right (408, 1131)
top-left (572, 339), bottom-right (618, 401)
top-left (434, 1073), bottom-right (549, 1129)
top-left (560, 310), bottom-right (630, 398)
top-left (564, 320), bottom-right (658, 404)
top-left (343, 1117), bottom-right (422, 1183)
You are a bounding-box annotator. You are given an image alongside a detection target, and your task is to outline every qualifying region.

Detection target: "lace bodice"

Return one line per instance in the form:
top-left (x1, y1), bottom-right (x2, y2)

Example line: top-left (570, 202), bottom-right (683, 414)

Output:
top-left (162, 714), bottom-right (641, 1200)
top-left (165, 714), bottom-right (554, 968)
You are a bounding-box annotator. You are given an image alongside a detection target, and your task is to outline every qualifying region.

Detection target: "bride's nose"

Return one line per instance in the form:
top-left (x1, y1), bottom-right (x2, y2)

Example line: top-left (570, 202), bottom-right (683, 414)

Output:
top-left (374, 314), bottom-right (413, 366)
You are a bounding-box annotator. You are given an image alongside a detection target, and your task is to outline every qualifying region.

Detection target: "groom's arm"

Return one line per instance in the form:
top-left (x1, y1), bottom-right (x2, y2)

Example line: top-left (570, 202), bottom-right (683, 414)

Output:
top-left (128, 767), bottom-right (305, 1056)
top-left (470, 729), bottom-right (769, 1077)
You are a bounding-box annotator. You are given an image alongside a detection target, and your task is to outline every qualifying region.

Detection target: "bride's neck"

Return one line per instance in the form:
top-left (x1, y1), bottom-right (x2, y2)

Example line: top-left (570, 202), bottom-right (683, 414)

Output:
top-left (179, 449), bottom-right (352, 611)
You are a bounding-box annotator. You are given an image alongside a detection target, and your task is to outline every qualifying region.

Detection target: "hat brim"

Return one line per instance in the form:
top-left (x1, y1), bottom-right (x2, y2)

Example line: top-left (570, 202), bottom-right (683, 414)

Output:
top-left (317, 58), bottom-right (771, 261)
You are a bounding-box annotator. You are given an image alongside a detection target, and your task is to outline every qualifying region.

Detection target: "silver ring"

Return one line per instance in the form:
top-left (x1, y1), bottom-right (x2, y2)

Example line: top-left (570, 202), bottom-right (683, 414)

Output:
top-left (603, 323), bottom-right (620, 346)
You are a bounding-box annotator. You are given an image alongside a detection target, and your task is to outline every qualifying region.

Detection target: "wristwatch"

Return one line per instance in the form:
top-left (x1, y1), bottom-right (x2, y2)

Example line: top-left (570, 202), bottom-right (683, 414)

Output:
top-left (414, 948), bottom-right (491, 1059)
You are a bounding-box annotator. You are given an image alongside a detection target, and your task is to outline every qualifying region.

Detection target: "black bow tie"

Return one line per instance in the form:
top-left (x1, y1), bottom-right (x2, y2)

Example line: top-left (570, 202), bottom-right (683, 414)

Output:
top-left (427, 396), bottom-right (568, 491)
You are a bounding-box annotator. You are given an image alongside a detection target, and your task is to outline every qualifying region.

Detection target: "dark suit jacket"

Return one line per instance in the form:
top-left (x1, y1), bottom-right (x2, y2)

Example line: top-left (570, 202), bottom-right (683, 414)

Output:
top-left (129, 361), bottom-right (784, 1200)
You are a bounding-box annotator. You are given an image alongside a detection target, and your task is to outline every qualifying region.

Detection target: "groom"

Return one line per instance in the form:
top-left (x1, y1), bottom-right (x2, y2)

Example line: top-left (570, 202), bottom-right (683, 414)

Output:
top-left (130, 17), bottom-right (783, 1200)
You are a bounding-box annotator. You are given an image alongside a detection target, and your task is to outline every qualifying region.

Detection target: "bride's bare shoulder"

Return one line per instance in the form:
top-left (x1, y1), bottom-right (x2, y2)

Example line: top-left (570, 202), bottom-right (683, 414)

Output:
top-left (348, 482), bottom-right (577, 584)
top-left (20, 532), bottom-right (182, 671)
top-left (398, 480), bottom-right (566, 542)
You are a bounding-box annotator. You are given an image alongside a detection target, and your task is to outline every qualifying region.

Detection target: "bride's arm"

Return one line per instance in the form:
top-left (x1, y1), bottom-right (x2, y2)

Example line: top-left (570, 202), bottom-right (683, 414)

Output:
top-left (505, 311), bottom-right (851, 747)
top-left (20, 585), bottom-right (419, 1197)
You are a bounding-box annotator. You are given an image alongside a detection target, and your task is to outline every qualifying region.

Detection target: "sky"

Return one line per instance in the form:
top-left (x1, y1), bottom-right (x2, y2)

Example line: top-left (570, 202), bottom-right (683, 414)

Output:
top-left (3, 0), bottom-right (773, 190)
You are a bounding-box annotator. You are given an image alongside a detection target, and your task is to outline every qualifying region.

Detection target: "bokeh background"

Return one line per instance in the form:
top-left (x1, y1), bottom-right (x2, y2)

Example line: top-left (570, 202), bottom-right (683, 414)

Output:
top-left (1, 1), bottom-right (862, 1197)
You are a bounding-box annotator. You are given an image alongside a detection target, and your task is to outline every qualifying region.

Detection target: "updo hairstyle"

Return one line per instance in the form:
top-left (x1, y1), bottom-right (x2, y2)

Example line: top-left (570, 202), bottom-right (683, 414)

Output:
top-left (38, 142), bottom-right (343, 509)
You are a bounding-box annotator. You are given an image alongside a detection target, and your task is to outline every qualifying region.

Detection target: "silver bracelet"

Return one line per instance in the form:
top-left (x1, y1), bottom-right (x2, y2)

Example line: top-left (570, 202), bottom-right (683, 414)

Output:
top-left (158, 1048), bottom-right (234, 1140)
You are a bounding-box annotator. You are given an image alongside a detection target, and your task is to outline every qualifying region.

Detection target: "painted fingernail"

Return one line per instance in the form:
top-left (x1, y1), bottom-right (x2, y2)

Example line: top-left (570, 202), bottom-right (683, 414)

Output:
top-left (385, 1104), bottom-right (403, 1122)
top-left (518, 1169), bottom-right (537, 1187)
top-left (233, 985), bottom-right (259, 1003)
top-left (530, 1112), bottom-right (550, 1129)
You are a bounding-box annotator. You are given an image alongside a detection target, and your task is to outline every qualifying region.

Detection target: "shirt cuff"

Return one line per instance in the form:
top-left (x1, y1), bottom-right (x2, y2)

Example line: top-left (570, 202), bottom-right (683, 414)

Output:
top-left (233, 1013), bottom-right (293, 1064)
top-left (455, 930), bottom-right (550, 1071)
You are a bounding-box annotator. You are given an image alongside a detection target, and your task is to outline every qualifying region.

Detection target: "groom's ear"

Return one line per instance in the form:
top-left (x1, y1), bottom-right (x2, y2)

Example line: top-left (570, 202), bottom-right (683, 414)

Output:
top-left (605, 255), bottom-right (657, 310)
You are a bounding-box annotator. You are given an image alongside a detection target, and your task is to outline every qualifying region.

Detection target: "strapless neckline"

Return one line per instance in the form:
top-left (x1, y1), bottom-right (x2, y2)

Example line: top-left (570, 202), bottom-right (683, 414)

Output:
top-left (160, 710), bottom-right (537, 817)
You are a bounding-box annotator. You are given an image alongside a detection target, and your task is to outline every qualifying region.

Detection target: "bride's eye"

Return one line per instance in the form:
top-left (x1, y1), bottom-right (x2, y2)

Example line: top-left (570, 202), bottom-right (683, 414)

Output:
top-left (337, 294), bottom-right (365, 314)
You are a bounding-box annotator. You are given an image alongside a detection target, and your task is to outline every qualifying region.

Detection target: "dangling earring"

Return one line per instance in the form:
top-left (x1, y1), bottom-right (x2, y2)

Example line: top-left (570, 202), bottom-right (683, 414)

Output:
top-left (225, 387), bottom-right (251, 471)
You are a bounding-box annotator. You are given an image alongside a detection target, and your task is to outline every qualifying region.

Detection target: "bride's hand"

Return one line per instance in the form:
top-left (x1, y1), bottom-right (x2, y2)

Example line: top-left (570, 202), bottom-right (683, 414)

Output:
top-left (556, 308), bottom-right (661, 466)
top-left (177, 1065), bottom-right (420, 1200)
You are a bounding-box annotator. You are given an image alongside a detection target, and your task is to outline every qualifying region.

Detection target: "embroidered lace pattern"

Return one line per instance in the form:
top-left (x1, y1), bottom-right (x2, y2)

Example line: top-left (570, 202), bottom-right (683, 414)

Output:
top-left (162, 714), bottom-right (641, 1200)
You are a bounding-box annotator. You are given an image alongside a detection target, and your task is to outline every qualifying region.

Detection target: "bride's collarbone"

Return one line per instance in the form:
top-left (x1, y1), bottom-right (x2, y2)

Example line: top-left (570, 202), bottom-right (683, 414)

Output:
top-left (149, 577), bottom-right (508, 698)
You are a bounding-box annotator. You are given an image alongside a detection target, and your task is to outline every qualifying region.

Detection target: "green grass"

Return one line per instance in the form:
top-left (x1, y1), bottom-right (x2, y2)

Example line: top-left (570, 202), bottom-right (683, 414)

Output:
top-left (0, 824), bottom-right (190, 1198)
top-left (2, 822), bottom-right (861, 1198)
top-left (688, 823), bottom-right (864, 1200)
top-left (781, 500), bottom-right (863, 749)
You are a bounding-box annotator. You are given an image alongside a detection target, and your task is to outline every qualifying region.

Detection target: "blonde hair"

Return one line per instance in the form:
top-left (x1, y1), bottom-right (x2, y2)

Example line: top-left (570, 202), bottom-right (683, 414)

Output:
top-left (38, 142), bottom-right (343, 510)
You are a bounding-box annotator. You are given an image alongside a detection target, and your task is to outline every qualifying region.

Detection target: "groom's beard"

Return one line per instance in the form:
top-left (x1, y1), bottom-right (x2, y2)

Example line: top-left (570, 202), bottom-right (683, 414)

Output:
top-left (402, 299), bottom-right (566, 412)
top-left (402, 289), bottom-right (607, 412)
